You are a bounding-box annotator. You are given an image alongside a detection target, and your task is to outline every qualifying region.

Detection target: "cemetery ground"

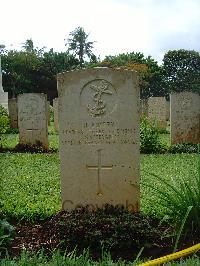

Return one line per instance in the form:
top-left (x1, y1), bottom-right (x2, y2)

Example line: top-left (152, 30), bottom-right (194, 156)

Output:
top-left (0, 127), bottom-right (200, 265)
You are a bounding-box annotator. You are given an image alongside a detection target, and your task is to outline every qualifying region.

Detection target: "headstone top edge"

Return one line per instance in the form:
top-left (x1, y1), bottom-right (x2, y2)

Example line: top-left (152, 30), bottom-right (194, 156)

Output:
top-left (17, 93), bottom-right (47, 98)
top-left (57, 67), bottom-right (138, 78)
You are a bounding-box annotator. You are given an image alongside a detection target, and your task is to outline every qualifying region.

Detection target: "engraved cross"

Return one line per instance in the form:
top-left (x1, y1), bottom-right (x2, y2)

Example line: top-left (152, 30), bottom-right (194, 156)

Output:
top-left (86, 149), bottom-right (113, 195)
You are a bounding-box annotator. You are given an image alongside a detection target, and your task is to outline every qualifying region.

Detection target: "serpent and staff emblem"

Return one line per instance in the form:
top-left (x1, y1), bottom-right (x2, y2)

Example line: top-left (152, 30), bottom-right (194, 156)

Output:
top-left (87, 80), bottom-right (113, 117)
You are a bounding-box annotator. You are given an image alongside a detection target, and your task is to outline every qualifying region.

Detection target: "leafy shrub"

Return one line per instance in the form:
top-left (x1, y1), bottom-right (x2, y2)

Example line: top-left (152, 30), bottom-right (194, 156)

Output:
top-left (140, 117), bottom-right (164, 153)
top-left (0, 105), bottom-right (9, 134)
top-left (143, 149), bottom-right (200, 235)
top-left (169, 143), bottom-right (198, 154)
top-left (0, 219), bottom-right (15, 256)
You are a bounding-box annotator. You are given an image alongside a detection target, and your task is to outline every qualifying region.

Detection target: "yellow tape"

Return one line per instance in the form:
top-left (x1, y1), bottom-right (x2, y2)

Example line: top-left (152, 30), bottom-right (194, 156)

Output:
top-left (138, 243), bottom-right (200, 266)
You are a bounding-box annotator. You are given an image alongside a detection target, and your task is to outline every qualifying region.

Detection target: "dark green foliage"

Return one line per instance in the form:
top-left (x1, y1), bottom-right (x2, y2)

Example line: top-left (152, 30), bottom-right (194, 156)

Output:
top-left (0, 219), bottom-right (15, 256)
top-left (162, 49), bottom-right (200, 94)
top-left (143, 151), bottom-right (200, 235)
top-left (140, 117), bottom-right (164, 153)
top-left (0, 105), bottom-right (9, 134)
top-left (98, 52), bottom-right (164, 98)
top-left (66, 26), bottom-right (96, 68)
top-left (1, 41), bottom-right (79, 96)
top-left (169, 143), bottom-right (198, 154)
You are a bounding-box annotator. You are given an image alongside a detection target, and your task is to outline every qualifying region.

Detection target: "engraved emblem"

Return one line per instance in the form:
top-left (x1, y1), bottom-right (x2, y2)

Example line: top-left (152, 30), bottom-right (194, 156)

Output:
top-left (80, 79), bottom-right (117, 117)
top-left (87, 80), bottom-right (113, 117)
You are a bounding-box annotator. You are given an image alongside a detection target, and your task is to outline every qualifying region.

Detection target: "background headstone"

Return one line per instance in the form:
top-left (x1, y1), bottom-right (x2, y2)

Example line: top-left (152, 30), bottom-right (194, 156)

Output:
top-left (53, 98), bottom-right (59, 132)
top-left (170, 91), bottom-right (200, 144)
top-left (0, 56), bottom-right (8, 110)
top-left (166, 100), bottom-right (170, 121)
top-left (58, 68), bottom-right (140, 212)
top-left (148, 97), bottom-right (167, 129)
top-left (140, 99), bottom-right (148, 118)
top-left (47, 100), bottom-right (50, 126)
top-left (18, 93), bottom-right (48, 149)
top-left (8, 98), bottom-right (18, 128)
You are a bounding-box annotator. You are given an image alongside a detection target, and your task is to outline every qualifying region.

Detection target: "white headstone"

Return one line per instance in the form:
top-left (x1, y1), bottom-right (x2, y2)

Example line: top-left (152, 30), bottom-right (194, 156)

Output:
top-left (170, 92), bottom-right (200, 144)
top-left (148, 97), bottom-right (167, 129)
top-left (8, 98), bottom-right (18, 128)
top-left (58, 68), bottom-right (140, 212)
top-left (53, 98), bottom-right (59, 132)
top-left (0, 56), bottom-right (8, 110)
top-left (18, 93), bottom-right (48, 149)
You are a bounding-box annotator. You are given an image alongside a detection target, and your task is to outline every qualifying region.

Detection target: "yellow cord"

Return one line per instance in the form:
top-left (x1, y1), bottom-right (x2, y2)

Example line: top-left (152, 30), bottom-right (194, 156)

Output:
top-left (138, 243), bottom-right (200, 266)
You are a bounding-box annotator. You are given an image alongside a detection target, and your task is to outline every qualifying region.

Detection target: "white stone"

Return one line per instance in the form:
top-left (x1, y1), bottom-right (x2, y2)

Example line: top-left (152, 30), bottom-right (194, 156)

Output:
top-left (170, 92), bottom-right (200, 144)
top-left (18, 93), bottom-right (48, 148)
top-left (58, 68), bottom-right (140, 212)
top-left (148, 97), bottom-right (167, 129)
top-left (0, 92), bottom-right (8, 110)
top-left (8, 98), bottom-right (18, 128)
top-left (53, 98), bottom-right (59, 132)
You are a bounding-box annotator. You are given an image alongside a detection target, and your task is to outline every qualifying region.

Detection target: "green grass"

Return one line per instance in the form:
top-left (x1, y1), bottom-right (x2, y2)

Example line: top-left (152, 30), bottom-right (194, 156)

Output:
top-left (0, 133), bottom-right (199, 264)
top-left (0, 153), bottom-right (61, 220)
top-left (0, 149), bottom-right (198, 221)
top-left (0, 250), bottom-right (199, 265)
top-left (1, 133), bottom-right (59, 150)
top-left (140, 153), bottom-right (199, 218)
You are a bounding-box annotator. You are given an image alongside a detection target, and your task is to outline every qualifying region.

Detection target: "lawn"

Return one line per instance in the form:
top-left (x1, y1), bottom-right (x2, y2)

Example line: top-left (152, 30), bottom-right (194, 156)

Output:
top-left (0, 132), bottom-right (199, 265)
top-left (0, 134), bottom-right (198, 220)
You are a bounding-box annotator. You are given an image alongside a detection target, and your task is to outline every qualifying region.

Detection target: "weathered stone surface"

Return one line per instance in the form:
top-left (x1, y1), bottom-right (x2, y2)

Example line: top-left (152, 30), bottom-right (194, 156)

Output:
top-left (170, 92), bottom-right (200, 144)
top-left (8, 98), bottom-right (18, 128)
top-left (53, 98), bottom-right (59, 132)
top-left (47, 101), bottom-right (50, 126)
top-left (0, 92), bottom-right (8, 110)
top-left (18, 93), bottom-right (48, 148)
top-left (140, 99), bottom-right (148, 118)
top-left (148, 97), bottom-right (167, 129)
top-left (166, 100), bottom-right (170, 121)
top-left (58, 68), bottom-right (140, 212)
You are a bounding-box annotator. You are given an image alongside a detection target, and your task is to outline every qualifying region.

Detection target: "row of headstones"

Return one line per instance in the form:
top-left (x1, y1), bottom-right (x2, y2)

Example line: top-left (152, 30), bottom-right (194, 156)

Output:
top-left (140, 94), bottom-right (200, 144)
top-left (3, 68), bottom-right (200, 211)
top-left (8, 95), bottom-right (59, 150)
top-left (140, 97), bottom-right (169, 129)
top-left (7, 89), bottom-right (200, 151)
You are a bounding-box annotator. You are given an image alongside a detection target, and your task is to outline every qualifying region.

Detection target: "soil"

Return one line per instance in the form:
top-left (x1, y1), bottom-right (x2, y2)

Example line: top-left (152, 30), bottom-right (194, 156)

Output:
top-left (6, 209), bottom-right (200, 261)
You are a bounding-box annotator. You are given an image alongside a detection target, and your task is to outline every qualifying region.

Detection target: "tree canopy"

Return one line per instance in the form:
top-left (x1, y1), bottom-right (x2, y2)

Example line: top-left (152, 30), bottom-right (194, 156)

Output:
top-left (1, 40), bottom-right (79, 97)
top-left (1, 33), bottom-right (200, 101)
top-left (65, 27), bottom-right (96, 68)
top-left (97, 52), bottom-right (164, 99)
top-left (162, 49), bottom-right (200, 94)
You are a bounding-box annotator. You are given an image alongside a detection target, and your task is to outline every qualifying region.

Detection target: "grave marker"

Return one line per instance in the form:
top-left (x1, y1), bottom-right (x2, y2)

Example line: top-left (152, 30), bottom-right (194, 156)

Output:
top-left (18, 93), bottom-right (48, 148)
top-left (170, 92), bottom-right (200, 144)
top-left (148, 97), bottom-right (167, 129)
top-left (58, 68), bottom-right (140, 212)
top-left (53, 98), bottom-right (59, 132)
top-left (8, 98), bottom-right (18, 128)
